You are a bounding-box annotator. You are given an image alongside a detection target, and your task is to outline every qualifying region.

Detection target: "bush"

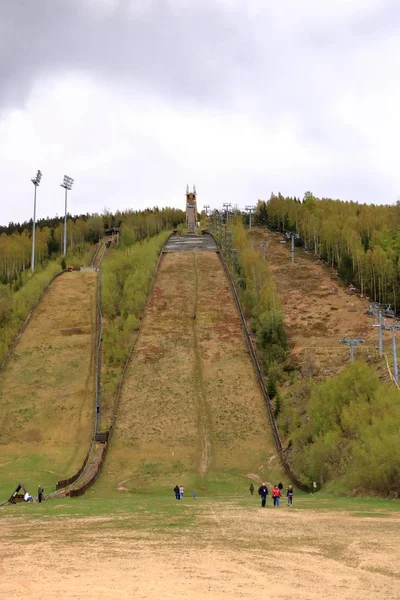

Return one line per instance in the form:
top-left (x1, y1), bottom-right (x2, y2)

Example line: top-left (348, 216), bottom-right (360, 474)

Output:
top-left (100, 231), bottom-right (170, 428)
top-left (287, 362), bottom-right (400, 495)
top-left (230, 220), bottom-right (287, 375)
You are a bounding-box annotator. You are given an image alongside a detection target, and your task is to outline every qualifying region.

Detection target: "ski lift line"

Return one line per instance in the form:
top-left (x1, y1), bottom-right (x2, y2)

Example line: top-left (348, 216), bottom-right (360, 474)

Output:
top-left (272, 224), bottom-right (397, 311)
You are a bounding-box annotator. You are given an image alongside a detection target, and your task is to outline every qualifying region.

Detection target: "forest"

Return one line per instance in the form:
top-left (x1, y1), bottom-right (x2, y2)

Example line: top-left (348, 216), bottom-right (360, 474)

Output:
top-left (254, 193), bottom-right (400, 309)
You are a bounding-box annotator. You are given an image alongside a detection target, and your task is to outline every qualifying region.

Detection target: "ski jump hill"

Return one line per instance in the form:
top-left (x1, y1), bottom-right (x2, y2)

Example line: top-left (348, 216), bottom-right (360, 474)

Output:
top-left (0, 234), bottom-right (285, 502)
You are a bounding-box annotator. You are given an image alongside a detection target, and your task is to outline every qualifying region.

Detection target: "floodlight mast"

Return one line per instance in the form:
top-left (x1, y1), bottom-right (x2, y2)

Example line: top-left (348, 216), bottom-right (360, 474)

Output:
top-left (60, 175), bottom-right (74, 256)
top-left (203, 205), bottom-right (210, 217)
top-left (31, 170), bottom-right (42, 272)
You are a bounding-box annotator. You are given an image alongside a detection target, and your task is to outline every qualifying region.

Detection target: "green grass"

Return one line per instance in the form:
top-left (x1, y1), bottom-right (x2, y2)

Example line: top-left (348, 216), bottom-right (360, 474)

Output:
top-left (1, 491), bottom-right (398, 529)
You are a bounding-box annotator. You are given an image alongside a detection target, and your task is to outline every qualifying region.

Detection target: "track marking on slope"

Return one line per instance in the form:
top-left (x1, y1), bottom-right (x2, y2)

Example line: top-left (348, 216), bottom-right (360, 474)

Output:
top-left (191, 253), bottom-right (213, 475)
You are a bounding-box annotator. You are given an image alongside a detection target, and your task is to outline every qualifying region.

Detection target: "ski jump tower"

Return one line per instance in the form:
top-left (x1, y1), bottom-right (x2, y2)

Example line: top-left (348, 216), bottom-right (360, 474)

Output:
top-left (186, 185), bottom-right (198, 234)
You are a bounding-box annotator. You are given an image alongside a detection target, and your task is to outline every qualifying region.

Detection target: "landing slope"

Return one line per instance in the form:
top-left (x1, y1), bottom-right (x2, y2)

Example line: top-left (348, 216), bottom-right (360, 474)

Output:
top-left (99, 252), bottom-right (282, 495)
top-left (0, 272), bottom-right (97, 497)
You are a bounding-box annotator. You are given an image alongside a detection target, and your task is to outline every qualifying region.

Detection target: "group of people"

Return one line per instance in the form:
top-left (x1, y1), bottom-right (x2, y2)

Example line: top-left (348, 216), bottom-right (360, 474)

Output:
top-left (249, 482), bottom-right (294, 507)
top-left (173, 485), bottom-right (197, 500)
top-left (24, 485), bottom-right (44, 503)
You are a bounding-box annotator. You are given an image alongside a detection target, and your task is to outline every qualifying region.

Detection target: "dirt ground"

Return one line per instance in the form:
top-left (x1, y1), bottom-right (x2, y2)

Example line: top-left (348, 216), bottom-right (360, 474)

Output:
top-left (99, 251), bottom-right (281, 494)
top-left (1, 500), bottom-right (399, 599)
top-left (0, 272), bottom-right (97, 495)
top-left (252, 229), bottom-right (392, 378)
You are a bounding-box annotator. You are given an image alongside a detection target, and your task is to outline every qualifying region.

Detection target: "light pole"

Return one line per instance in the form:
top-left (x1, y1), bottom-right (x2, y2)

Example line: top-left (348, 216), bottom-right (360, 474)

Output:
top-left (339, 336), bottom-right (365, 361)
top-left (245, 205), bottom-right (255, 230)
top-left (31, 170), bottom-right (42, 272)
top-left (203, 205), bottom-right (210, 217)
top-left (60, 175), bottom-right (74, 256)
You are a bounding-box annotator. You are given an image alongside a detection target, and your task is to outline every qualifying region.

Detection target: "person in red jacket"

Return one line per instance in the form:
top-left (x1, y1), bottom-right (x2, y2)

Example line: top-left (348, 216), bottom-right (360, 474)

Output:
top-left (272, 484), bottom-right (281, 507)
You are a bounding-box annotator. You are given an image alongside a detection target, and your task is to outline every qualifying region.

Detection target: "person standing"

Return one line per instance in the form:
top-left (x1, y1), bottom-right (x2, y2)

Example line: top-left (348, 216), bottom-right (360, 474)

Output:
top-left (38, 485), bottom-right (44, 503)
top-left (287, 485), bottom-right (294, 506)
top-left (249, 483), bottom-right (254, 495)
top-left (193, 490), bottom-right (197, 500)
top-left (258, 483), bottom-right (268, 507)
top-left (179, 485), bottom-right (184, 500)
top-left (173, 485), bottom-right (180, 500)
top-left (272, 484), bottom-right (281, 507)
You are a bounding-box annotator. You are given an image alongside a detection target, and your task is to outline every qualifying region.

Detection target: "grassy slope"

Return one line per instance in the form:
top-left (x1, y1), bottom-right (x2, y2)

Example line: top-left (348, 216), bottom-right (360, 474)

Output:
top-left (0, 272), bottom-right (97, 498)
top-left (97, 252), bottom-right (283, 497)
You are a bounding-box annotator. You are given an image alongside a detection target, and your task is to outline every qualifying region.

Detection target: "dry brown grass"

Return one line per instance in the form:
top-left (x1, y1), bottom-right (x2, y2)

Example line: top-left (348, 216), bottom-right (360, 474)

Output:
top-left (99, 252), bottom-right (281, 494)
top-left (0, 272), bottom-right (97, 495)
top-left (252, 229), bottom-right (384, 377)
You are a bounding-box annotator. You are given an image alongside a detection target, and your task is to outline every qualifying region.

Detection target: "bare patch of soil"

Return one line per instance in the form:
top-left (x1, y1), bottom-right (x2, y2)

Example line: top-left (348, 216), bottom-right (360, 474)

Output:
top-left (1, 502), bottom-right (399, 599)
top-left (253, 230), bottom-right (388, 378)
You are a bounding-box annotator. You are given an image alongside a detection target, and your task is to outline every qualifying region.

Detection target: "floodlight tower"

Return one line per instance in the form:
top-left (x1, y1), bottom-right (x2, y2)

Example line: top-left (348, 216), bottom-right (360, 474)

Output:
top-left (245, 206), bottom-right (256, 231)
top-left (60, 175), bottom-right (74, 256)
top-left (31, 169), bottom-right (42, 272)
top-left (382, 322), bottom-right (400, 383)
top-left (339, 336), bottom-right (365, 361)
top-left (203, 205), bottom-right (210, 217)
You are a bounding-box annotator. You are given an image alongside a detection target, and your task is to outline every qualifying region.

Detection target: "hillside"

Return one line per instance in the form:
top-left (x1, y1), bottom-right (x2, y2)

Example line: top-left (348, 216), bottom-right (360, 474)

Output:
top-left (97, 248), bottom-right (283, 495)
top-left (0, 272), bottom-right (97, 499)
top-left (251, 228), bottom-right (388, 378)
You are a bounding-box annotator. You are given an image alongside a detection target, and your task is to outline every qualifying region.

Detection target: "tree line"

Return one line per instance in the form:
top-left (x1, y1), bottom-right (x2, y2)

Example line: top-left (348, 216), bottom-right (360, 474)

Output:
top-left (0, 207), bottom-right (184, 284)
top-left (0, 206), bottom-right (184, 368)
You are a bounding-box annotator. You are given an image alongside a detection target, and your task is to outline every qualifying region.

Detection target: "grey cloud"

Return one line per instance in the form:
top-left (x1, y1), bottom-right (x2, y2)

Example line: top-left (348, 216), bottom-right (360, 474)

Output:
top-left (0, 0), bottom-right (259, 112)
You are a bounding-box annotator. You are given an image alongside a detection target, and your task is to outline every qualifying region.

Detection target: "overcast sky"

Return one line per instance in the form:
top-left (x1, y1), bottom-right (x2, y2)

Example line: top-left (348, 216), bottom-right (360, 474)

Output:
top-left (1, 0), bottom-right (399, 225)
